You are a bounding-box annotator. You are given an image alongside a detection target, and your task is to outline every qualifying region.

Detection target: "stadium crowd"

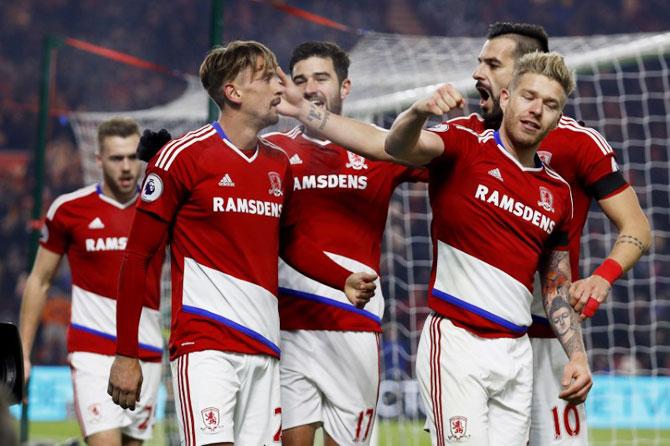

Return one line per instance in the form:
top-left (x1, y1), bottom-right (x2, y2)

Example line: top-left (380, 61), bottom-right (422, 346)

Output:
top-left (1, 0), bottom-right (669, 379)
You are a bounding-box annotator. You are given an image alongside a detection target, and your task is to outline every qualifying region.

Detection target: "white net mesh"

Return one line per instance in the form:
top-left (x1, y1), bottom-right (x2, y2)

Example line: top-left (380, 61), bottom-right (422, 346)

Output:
top-left (68, 32), bottom-right (670, 445)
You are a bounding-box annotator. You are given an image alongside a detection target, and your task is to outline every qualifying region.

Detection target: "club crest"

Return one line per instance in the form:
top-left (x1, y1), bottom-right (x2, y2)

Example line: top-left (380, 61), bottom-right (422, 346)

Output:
top-left (88, 403), bottom-right (102, 423)
top-left (268, 171), bottom-right (283, 197)
top-left (538, 186), bottom-right (555, 213)
top-left (537, 150), bottom-right (553, 166)
top-left (448, 416), bottom-right (470, 440)
top-left (345, 151), bottom-right (368, 170)
top-left (201, 407), bottom-right (221, 432)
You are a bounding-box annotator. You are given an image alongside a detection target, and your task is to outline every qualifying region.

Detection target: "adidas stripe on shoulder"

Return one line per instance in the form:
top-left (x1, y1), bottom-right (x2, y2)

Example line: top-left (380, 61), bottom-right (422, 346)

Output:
top-left (154, 125), bottom-right (217, 171)
top-left (46, 184), bottom-right (98, 220)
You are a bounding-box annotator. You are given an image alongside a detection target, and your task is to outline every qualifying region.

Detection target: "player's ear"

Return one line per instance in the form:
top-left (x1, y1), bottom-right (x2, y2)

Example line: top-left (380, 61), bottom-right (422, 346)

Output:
top-left (223, 82), bottom-right (242, 105)
top-left (499, 88), bottom-right (510, 112)
top-left (340, 78), bottom-right (352, 100)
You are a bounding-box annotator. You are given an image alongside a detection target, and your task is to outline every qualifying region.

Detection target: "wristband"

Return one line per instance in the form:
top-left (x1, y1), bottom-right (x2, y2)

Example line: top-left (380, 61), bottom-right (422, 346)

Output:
top-left (592, 258), bottom-right (623, 284)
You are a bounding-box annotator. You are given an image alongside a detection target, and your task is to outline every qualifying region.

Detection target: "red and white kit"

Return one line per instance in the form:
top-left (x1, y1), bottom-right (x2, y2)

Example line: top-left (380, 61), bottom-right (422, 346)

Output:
top-left (453, 114), bottom-right (627, 445)
top-left (263, 126), bottom-right (426, 445)
top-left (117, 123), bottom-right (351, 445)
top-left (41, 185), bottom-right (163, 438)
top-left (415, 123), bottom-right (573, 445)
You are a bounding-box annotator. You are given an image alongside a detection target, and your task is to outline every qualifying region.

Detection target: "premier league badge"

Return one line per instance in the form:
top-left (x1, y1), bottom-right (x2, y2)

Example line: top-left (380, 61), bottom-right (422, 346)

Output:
top-left (268, 171), bottom-right (283, 197)
top-left (345, 151), bottom-right (368, 170)
top-left (141, 173), bottom-right (163, 202)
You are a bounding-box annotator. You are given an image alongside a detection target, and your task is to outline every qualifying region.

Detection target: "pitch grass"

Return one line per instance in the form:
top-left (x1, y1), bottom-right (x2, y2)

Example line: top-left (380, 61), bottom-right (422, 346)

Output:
top-left (17, 419), bottom-right (670, 445)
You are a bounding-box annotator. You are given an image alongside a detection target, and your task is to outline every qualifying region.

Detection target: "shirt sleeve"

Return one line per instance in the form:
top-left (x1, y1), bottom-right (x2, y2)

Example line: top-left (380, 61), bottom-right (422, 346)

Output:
top-left (40, 203), bottom-right (70, 255)
top-left (137, 152), bottom-right (193, 224)
top-left (116, 209), bottom-right (169, 358)
top-left (399, 166), bottom-right (430, 183)
top-left (575, 126), bottom-right (629, 199)
top-left (425, 122), bottom-right (478, 168)
top-left (546, 189), bottom-right (573, 251)
top-left (279, 164), bottom-right (351, 290)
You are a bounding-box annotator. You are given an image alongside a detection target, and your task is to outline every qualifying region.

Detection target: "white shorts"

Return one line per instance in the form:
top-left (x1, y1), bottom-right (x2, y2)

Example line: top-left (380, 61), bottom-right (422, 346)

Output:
top-left (417, 314), bottom-right (533, 445)
top-left (69, 352), bottom-right (161, 440)
top-left (171, 350), bottom-right (281, 446)
top-left (280, 330), bottom-right (380, 445)
top-left (530, 337), bottom-right (588, 445)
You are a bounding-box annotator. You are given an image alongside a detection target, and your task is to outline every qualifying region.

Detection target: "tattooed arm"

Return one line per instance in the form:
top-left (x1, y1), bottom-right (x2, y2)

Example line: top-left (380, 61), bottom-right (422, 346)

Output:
top-left (275, 67), bottom-right (394, 162)
top-left (540, 249), bottom-right (593, 403)
top-left (570, 187), bottom-right (651, 317)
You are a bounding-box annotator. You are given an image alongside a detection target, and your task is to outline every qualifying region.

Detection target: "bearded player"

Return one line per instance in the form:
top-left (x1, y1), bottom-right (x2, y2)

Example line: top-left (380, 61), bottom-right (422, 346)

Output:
top-left (452, 22), bottom-right (650, 445)
top-left (20, 118), bottom-right (164, 446)
top-left (265, 41), bottom-right (426, 446)
top-left (107, 41), bottom-right (377, 446)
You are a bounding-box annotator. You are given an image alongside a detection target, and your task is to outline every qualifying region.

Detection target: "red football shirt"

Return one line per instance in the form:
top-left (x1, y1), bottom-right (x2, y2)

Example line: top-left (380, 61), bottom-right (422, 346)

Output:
top-left (425, 123), bottom-right (572, 338)
top-left (450, 113), bottom-right (627, 337)
top-left (41, 184), bottom-right (163, 361)
top-left (263, 127), bottom-right (427, 332)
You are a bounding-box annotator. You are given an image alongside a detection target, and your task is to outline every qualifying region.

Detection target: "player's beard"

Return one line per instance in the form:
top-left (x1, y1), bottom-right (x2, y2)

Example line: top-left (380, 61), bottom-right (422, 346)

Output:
top-left (305, 92), bottom-right (342, 115)
top-left (483, 96), bottom-right (503, 130)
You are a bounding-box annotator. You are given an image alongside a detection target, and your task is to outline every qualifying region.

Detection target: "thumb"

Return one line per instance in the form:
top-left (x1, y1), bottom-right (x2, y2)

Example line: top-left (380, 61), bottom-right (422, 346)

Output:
top-left (361, 272), bottom-right (378, 282)
top-left (561, 365), bottom-right (573, 388)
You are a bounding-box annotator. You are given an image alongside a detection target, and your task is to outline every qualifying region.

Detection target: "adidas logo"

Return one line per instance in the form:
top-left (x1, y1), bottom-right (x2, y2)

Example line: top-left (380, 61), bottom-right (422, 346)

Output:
top-left (88, 217), bottom-right (105, 229)
top-left (289, 154), bottom-right (303, 165)
top-left (488, 168), bottom-right (503, 182)
top-left (218, 174), bottom-right (235, 187)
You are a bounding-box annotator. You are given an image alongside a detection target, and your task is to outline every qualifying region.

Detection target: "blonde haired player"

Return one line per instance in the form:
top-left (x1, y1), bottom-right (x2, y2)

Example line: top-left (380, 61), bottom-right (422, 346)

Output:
top-left (107, 41), bottom-right (377, 446)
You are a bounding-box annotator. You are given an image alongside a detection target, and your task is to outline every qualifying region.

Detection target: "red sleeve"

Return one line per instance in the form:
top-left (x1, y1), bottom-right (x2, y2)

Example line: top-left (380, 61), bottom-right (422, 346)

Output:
top-left (546, 189), bottom-right (573, 251)
top-left (574, 126), bottom-right (628, 199)
top-left (115, 209), bottom-right (169, 358)
top-left (279, 164), bottom-right (351, 290)
top-left (425, 122), bottom-right (478, 168)
top-left (40, 205), bottom-right (70, 254)
top-left (137, 153), bottom-right (192, 223)
top-left (280, 227), bottom-right (351, 290)
top-left (399, 166), bottom-right (429, 183)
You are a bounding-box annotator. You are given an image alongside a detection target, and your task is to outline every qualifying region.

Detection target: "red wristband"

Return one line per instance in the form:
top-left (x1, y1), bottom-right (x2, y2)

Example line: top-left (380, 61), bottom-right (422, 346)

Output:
top-left (592, 258), bottom-right (623, 285)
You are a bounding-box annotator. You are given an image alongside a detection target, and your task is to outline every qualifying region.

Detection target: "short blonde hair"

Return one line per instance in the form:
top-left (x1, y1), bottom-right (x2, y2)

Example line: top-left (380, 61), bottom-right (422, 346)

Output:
top-left (510, 51), bottom-right (575, 99)
top-left (97, 117), bottom-right (140, 152)
top-left (199, 40), bottom-right (278, 109)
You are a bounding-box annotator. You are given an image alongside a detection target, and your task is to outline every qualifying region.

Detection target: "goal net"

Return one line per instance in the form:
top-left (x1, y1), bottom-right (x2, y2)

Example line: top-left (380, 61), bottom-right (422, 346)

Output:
top-left (68, 31), bottom-right (670, 445)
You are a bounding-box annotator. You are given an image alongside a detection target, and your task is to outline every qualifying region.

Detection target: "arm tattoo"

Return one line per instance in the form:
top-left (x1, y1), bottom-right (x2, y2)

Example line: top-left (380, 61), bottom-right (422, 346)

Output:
top-left (318, 110), bottom-right (331, 131)
top-left (306, 104), bottom-right (323, 123)
top-left (540, 250), bottom-right (586, 358)
top-left (306, 103), bottom-right (330, 131)
top-left (615, 234), bottom-right (646, 253)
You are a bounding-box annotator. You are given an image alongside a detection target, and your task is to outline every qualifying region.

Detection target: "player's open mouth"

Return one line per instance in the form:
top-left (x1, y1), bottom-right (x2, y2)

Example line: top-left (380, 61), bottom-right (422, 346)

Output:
top-left (476, 83), bottom-right (491, 108)
top-left (270, 98), bottom-right (281, 107)
top-left (520, 119), bottom-right (540, 131)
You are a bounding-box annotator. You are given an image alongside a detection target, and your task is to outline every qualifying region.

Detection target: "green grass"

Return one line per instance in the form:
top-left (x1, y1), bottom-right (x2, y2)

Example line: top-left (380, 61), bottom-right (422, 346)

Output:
top-left (14, 419), bottom-right (670, 445)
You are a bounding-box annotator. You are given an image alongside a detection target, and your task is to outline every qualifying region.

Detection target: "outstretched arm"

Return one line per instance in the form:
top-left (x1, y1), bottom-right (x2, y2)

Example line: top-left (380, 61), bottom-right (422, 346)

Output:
top-left (385, 84), bottom-right (464, 166)
top-left (276, 68), bottom-right (393, 162)
top-left (540, 250), bottom-right (593, 404)
top-left (570, 187), bottom-right (651, 318)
